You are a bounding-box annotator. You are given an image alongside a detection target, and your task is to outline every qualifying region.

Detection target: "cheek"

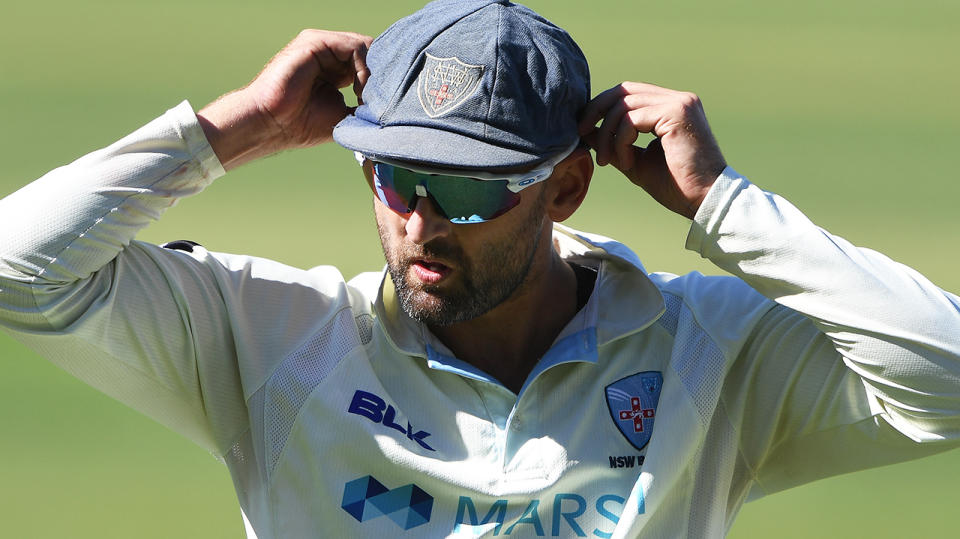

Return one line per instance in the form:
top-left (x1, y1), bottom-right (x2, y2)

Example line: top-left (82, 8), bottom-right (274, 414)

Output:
top-left (374, 198), bottom-right (404, 232)
top-left (374, 201), bottom-right (402, 257)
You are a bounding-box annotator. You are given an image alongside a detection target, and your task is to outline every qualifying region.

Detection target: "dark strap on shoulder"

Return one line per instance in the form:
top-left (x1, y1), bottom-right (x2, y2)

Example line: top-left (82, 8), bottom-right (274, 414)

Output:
top-left (570, 262), bottom-right (597, 311)
top-left (161, 240), bottom-right (201, 253)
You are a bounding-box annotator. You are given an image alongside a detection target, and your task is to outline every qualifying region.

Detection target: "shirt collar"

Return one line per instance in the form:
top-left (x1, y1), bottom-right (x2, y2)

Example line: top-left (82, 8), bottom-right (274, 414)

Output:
top-left (371, 223), bottom-right (666, 370)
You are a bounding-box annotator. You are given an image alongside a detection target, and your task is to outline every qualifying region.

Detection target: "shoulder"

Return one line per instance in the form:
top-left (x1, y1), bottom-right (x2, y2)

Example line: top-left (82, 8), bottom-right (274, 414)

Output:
top-left (156, 238), bottom-right (356, 301)
top-left (147, 240), bottom-right (381, 338)
top-left (649, 270), bottom-right (775, 353)
top-left (152, 239), bottom-right (384, 387)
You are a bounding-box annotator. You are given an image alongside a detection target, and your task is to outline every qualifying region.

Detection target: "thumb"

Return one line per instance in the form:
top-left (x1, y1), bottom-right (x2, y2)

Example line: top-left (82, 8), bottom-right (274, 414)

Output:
top-left (628, 138), bottom-right (667, 182)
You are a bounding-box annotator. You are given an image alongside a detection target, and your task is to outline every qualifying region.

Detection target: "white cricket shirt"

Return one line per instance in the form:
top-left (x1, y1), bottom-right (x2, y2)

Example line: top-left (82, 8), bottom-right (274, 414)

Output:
top-left (1, 102), bottom-right (959, 538)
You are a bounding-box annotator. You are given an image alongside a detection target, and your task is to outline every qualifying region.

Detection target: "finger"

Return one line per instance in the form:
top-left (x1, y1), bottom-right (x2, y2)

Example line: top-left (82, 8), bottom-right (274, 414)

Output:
top-left (594, 94), bottom-right (672, 166)
top-left (353, 42), bottom-right (371, 83)
top-left (593, 98), bottom-right (630, 166)
top-left (584, 101), bottom-right (674, 165)
top-left (581, 126), bottom-right (643, 173)
top-left (622, 99), bottom-right (673, 138)
top-left (617, 81), bottom-right (680, 98)
top-left (352, 41), bottom-right (371, 105)
top-left (307, 32), bottom-right (374, 88)
top-left (578, 81), bottom-right (682, 136)
top-left (327, 32), bottom-right (374, 86)
top-left (322, 31), bottom-right (373, 62)
top-left (354, 75), bottom-right (365, 107)
top-left (578, 84), bottom-right (627, 136)
top-left (629, 137), bottom-right (668, 192)
top-left (580, 128), bottom-right (599, 153)
top-left (310, 47), bottom-right (354, 88)
top-left (613, 114), bottom-right (640, 171)
top-left (315, 82), bottom-right (350, 114)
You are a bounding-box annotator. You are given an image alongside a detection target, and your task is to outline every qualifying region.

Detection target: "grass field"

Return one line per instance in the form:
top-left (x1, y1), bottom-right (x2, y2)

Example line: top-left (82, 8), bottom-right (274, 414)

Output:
top-left (1, 0), bottom-right (958, 536)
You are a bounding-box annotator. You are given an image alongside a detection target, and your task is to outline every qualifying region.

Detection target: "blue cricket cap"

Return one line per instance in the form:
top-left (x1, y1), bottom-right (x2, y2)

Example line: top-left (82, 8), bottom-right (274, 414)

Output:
top-left (333, 0), bottom-right (590, 170)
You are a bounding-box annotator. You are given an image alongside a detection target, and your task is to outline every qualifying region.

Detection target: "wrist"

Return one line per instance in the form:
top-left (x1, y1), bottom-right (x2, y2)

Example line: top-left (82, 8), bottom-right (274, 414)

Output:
top-left (197, 90), bottom-right (282, 171)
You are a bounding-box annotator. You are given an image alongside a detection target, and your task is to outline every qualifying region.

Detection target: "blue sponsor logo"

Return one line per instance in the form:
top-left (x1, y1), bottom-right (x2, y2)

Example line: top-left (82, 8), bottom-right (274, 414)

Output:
top-left (340, 476), bottom-right (646, 536)
top-left (605, 372), bottom-right (662, 451)
top-left (454, 490), bottom-right (645, 538)
top-left (342, 475), bottom-right (434, 530)
top-left (348, 390), bottom-right (436, 451)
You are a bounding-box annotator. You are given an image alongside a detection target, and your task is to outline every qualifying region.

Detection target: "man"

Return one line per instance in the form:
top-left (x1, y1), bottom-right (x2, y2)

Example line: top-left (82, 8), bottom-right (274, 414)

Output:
top-left (1, 0), bottom-right (958, 537)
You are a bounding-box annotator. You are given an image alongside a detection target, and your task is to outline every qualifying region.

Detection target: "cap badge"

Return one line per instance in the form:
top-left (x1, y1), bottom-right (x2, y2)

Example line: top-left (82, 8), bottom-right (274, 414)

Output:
top-left (417, 53), bottom-right (485, 118)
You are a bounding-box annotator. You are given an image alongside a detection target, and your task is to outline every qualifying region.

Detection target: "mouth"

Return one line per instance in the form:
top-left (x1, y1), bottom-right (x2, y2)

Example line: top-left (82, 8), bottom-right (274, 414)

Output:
top-left (410, 258), bottom-right (453, 284)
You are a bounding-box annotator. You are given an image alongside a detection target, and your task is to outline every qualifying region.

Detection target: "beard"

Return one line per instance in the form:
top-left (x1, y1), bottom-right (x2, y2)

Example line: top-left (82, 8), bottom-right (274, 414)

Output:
top-left (377, 193), bottom-right (546, 327)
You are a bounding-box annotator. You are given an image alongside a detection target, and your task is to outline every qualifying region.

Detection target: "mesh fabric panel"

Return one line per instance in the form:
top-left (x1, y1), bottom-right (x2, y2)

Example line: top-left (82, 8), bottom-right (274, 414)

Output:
top-left (354, 313), bottom-right (374, 345)
top-left (657, 292), bottom-right (682, 337)
top-left (671, 305), bottom-right (727, 426)
top-left (261, 308), bottom-right (360, 478)
top-left (686, 400), bottom-right (742, 537)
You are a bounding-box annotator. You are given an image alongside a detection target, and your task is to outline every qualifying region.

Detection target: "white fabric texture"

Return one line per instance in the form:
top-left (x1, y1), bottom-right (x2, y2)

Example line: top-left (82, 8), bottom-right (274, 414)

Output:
top-left (1, 102), bottom-right (959, 538)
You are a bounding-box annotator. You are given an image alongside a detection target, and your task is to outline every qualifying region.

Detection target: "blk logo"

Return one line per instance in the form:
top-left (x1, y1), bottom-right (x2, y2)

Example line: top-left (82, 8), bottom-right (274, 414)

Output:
top-left (348, 390), bottom-right (436, 451)
top-left (342, 475), bottom-right (434, 530)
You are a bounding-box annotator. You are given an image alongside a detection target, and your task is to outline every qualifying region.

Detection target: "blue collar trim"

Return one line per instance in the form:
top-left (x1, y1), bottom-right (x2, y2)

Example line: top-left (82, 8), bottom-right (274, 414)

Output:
top-left (425, 344), bottom-right (501, 385)
top-left (517, 327), bottom-right (598, 397)
top-left (424, 327), bottom-right (599, 395)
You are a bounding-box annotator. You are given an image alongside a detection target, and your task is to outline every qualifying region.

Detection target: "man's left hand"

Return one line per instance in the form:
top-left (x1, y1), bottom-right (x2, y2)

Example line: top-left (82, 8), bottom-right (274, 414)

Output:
top-left (579, 82), bottom-right (727, 219)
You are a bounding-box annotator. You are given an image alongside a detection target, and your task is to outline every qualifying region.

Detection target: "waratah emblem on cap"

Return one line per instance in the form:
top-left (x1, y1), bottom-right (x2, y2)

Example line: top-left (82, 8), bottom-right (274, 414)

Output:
top-left (417, 53), bottom-right (485, 118)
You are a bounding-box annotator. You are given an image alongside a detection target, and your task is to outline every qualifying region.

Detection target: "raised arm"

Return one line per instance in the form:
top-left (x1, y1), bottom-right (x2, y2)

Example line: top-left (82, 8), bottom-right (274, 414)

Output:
top-left (198, 30), bottom-right (371, 170)
top-left (0, 30), bottom-right (372, 453)
top-left (580, 81), bottom-right (960, 485)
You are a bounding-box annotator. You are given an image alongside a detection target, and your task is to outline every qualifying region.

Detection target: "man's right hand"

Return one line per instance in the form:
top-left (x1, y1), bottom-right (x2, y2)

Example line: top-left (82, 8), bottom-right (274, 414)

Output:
top-left (198, 30), bottom-right (372, 171)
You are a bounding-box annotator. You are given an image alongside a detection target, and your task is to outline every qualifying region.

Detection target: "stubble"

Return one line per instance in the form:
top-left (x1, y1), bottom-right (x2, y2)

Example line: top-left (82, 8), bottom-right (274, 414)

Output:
top-left (377, 193), bottom-right (546, 327)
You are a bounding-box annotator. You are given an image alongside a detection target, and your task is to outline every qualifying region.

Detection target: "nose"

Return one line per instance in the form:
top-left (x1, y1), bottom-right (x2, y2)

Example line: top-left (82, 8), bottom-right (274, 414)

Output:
top-left (405, 196), bottom-right (452, 244)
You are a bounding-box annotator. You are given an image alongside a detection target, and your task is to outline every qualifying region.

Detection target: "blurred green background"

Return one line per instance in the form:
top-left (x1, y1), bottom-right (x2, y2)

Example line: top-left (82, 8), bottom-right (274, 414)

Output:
top-left (1, 0), bottom-right (958, 536)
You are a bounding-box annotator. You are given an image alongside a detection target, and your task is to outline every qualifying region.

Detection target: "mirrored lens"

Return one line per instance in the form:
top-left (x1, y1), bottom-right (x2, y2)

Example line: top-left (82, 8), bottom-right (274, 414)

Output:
top-left (371, 163), bottom-right (521, 223)
top-left (426, 176), bottom-right (519, 223)
top-left (372, 163), bottom-right (418, 214)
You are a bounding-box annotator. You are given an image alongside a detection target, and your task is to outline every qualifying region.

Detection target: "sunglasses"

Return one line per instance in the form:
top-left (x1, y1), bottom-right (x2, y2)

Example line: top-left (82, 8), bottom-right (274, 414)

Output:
top-left (355, 143), bottom-right (576, 224)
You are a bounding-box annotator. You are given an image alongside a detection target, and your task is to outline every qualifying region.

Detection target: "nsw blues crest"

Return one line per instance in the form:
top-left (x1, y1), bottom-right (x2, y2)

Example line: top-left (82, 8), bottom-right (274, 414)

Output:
top-left (417, 53), bottom-right (485, 118)
top-left (605, 371), bottom-right (663, 450)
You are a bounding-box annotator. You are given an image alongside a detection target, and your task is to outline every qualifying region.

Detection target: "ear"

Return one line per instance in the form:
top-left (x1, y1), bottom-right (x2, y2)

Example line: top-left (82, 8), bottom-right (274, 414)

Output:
top-left (544, 146), bottom-right (593, 222)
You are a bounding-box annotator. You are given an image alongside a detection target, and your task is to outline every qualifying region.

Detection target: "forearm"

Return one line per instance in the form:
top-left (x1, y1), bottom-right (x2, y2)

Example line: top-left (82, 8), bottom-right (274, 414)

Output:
top-left (690, 168), bottom-right (960, 438)
top-left (0, 102), bottom-right (224, 325)
top-left (197, 90), bottom-right (282, 171)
